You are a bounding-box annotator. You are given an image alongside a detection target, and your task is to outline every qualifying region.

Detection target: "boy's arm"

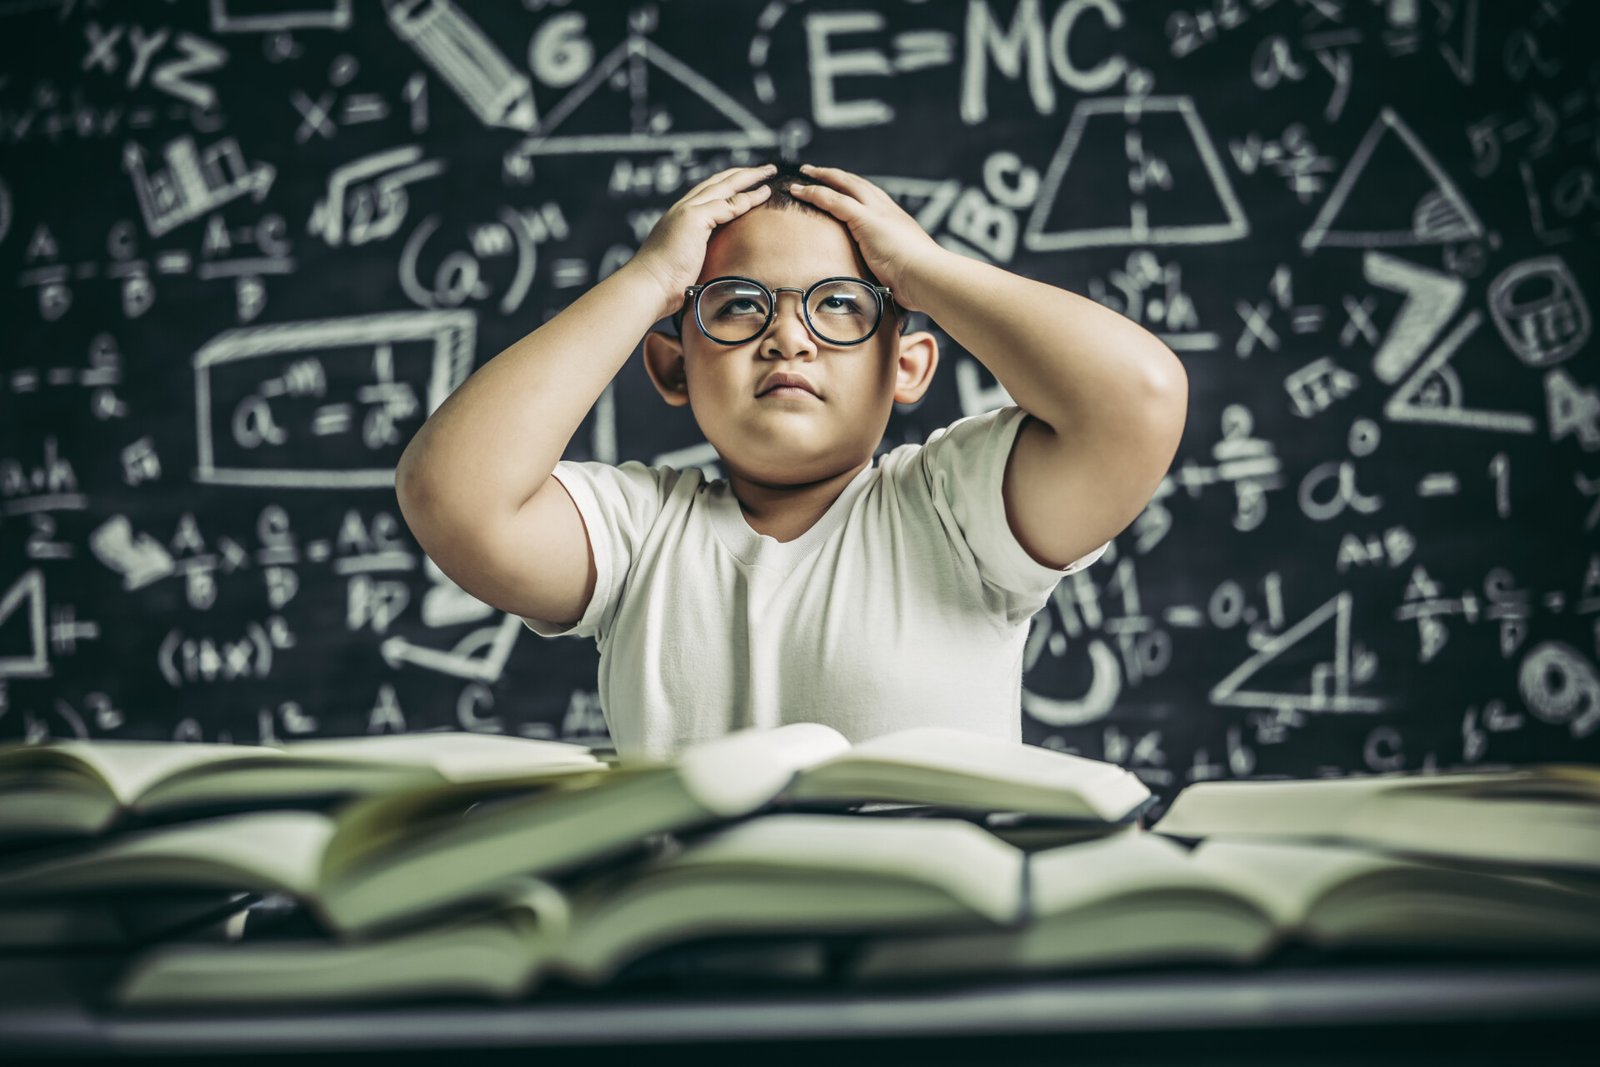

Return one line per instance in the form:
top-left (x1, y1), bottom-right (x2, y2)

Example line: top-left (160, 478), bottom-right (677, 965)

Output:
top-left (395, 261), bottom-right (665, 531)
top-left (395, 165), bottom-right (776, 619)
top-left (906, 252), bottom-right (1187, 570)
top-left (789, 165), bottom-right (1187, 571)
top-left (392, 261), bottom-right (664, 621)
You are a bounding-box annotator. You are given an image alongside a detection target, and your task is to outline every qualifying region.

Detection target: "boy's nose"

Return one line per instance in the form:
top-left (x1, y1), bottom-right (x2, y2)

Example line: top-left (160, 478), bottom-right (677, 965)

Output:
top-left (761, 290), bottom-right (817, 357)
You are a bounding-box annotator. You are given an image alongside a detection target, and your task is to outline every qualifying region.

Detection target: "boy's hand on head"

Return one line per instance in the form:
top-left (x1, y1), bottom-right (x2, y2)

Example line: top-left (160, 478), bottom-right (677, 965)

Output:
top-left (788, 164), bottom-right (948, 314)
top-left (632, 164), bottom-right (776, 322)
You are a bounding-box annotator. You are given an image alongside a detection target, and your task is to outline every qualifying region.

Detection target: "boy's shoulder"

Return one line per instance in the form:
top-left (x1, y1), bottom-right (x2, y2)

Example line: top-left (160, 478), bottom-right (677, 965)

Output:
top-left (880, 404), bottom-right (1023, 468)
top-left (551, 457), bottom-right (703, 516)
top-left (558, 456), bottom-right (701, 483)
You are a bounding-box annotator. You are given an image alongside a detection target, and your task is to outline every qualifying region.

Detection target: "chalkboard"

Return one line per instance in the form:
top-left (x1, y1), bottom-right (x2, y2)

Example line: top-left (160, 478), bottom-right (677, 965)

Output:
top-left (2, 0), bottom-right (1597, 805)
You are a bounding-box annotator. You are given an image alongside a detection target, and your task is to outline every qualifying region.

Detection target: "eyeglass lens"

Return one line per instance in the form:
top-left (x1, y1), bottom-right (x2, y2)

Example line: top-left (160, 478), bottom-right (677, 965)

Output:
top-left (697, 279), bottom-right (881, 345)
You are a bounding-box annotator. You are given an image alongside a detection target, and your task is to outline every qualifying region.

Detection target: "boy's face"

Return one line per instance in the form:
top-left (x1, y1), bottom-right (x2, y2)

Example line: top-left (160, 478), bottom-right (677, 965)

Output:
top-left (643, 206), bottom-right (937, 487)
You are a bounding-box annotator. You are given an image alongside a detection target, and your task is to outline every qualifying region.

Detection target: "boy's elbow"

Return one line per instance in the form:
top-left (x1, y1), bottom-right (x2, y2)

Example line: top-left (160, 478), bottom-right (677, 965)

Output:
top-left (1163, 383), bottom-right (1188, 448)
top-left (394, 430), bottom-right (438, 511)
top-left (393, 451), bottom-right (421, 517)
top-left (1145, 341), bottom-right (1187, 400)
top-left (1149, 350), bottom-right (1187, 417)
top-left (394, 449), bottom-right (439, 545)
top-left (1142, 358), bottom-right (1188, 463)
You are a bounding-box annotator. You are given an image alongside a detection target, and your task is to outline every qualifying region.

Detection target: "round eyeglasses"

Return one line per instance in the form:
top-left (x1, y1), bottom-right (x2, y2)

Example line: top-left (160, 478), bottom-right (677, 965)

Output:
top-left (674, 275), bottom-right (897, 346)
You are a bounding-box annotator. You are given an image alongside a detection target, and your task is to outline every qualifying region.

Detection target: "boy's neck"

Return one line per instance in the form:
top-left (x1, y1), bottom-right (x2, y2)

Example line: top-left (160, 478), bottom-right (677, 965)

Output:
top-left (728, 456), bottom-right (873, 543)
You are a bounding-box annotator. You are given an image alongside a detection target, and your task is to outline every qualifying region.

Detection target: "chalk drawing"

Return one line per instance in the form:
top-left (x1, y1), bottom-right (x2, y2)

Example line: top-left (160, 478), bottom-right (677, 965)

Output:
top-left (192, 310), bottom-right (474, 487)
top-left (515, 32), bottom-right (777, 155)
top-left (1301, 107), bottom-right (1485, 253)
top-left (124, 135), bottom-right (274, 238)
top-left (384, 0), bottom-right (536, 131)
top-left (1211, 592), bottom-right (1386, 713)
top-left (1025, 95), bottom-right (1247, 251)
top-left (209, 0), bottom-right (352, 34)
top-left (0, 570), bottom-right (48, 679)
top-left (308, 145), bottom-right (445, 247)
top-left (1487, 254), bottom-right (1589, 368)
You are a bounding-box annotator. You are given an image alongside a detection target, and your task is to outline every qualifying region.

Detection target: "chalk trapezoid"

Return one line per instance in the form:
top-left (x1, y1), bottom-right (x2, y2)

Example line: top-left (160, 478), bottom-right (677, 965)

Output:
top-left (1025, 96), bottom-right (1248, 252)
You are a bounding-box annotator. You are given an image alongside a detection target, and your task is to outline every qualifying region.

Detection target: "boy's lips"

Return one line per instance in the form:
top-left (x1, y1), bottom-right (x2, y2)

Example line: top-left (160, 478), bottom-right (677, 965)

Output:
top-left (756, 372), bottom-right (820, 398)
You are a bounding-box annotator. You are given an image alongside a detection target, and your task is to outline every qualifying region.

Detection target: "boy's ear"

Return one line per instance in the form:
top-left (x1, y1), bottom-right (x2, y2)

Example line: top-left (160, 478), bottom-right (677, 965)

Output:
top-left (892, 329), bottom-right (940, 406)
top-left (642, 329), bottom-right (691, 407)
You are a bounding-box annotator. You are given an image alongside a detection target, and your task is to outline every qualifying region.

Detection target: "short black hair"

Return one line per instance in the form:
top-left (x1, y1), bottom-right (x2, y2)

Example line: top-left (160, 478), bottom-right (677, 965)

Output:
top-left (667, 156), bottom-right (911, 339)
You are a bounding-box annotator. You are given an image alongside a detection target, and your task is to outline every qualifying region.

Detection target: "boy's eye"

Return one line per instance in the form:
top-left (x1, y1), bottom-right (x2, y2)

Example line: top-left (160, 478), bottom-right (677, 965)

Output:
top-left (815, 294), bottom-right (864, 317)
top-left (703, 281), bottom-right (770, 320)
top-left (809, 281), bottom-right (873, 319)
top-left (714, 297), bottom-right (768, 318)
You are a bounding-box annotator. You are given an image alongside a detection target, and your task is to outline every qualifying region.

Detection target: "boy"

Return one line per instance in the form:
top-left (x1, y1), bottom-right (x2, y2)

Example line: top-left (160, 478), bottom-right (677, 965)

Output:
top-left (395, 161), bottom-right (1187, 762)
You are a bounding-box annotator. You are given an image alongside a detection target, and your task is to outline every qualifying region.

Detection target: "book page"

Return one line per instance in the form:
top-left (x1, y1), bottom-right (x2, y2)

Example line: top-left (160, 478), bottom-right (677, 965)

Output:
top-left (793, 727), bottom-right (1150, 819)
top-left (663, 813), bottom-right (1025, 924)
top-left (1027, 832), bottom-right (1252, 915)
top-left (278, 732), bottom-right (600, 782)
top-left (0, 810), bottom-right (335, 899)
top-left (1153, 768), bottom-right (1600, 839)
top-left (1186, 837), bottom-right (1420, 926)
top-left (39, 741), bottom-right (285, 807)
top-left (1151, 777), bottom-right (1396, 838)
top-left (112, 900), bottom-right (549, 1006)
top-left (317, 765), bottom-right (617, 879)
top-left (1339, 793), bottom-right (1600, 869)
top-left (675, 723), bottom-right (852, 817)
top-left (315, 767), bottom-right (694, 936)
top-left (552, 814), bottom-right (1026, 984)
top-left (1028, 833), bottom-right (1436, 930)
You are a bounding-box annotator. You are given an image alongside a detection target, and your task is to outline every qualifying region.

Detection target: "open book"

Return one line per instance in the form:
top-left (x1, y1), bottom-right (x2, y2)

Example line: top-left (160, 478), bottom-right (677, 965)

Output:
top-left (846, 830), bottom-right (1600, 985)
top-left (0, 723), bottom-right (1148, 937)
top-left (0, 732), bottom-right (604, 842)
top-left (107, 813), bottom-right (1600, 1007)
top-left (109, 813), bottom-right (1026, 1007)
top-left (773, 726), bottom-right (1151, 821)
top-left (0, 722), bottom-right (843, 937)
top-left (1150, 765), bottom-right (1600, 871)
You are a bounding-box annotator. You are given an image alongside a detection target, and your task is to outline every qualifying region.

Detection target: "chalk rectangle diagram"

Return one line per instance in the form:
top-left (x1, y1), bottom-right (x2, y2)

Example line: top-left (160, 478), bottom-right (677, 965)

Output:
top-left (193, 311), bottom-right (475, 488)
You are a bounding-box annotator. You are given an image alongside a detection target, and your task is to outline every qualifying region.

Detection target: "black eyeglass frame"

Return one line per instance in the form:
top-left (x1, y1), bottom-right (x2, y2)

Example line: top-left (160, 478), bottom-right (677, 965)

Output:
top-left (672, 275), bottom-right (901, 346)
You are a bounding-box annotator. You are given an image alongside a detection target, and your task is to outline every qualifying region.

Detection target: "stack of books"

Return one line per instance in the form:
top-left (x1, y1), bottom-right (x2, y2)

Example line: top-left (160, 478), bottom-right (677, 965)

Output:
top-left (0, 726), bottom-right (1595, 1009)
top-left (0, 730), bottom-right (610, 952)
top-left (852, 765), bottom-right (1600, 984)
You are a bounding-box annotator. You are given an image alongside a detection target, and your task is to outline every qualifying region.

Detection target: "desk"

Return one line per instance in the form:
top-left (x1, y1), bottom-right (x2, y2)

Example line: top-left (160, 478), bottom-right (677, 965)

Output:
top-left (3, 955), bottom-right (1598, 1065)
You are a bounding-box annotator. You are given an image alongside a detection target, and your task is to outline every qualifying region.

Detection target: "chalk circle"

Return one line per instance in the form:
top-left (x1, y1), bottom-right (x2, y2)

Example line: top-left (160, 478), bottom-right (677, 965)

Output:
top-left (1519, 641), bottom-right (1600, 739)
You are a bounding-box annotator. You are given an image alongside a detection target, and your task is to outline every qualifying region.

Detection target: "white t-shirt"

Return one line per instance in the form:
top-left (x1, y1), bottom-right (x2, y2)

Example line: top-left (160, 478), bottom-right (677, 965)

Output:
top-left (522, 404), bottom-right (1110, 762)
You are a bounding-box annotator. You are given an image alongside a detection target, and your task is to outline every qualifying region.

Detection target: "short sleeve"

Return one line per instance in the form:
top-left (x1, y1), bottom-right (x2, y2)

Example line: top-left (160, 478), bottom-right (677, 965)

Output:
top-left (915, 404), bottom-right (1110, 609)
top-left (519, 459), bottom-right (671, 643)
